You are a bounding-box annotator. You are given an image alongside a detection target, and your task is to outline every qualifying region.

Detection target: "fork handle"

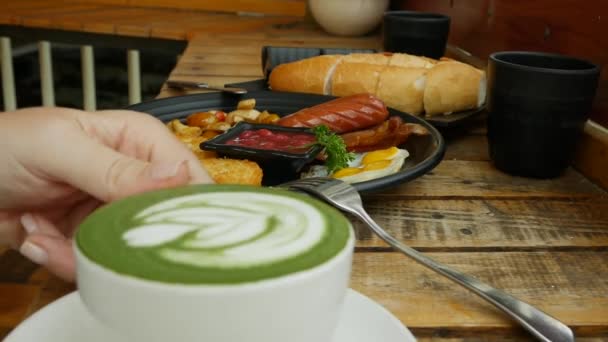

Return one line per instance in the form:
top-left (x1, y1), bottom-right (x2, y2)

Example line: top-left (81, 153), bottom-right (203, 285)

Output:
top-left (353, 208), bottom-right (574, 342)
top-left (166, 80), bottom-right (247, 94)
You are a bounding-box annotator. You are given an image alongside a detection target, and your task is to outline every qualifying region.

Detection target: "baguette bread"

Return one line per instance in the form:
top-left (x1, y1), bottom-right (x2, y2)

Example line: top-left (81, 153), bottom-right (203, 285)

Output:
top-left (423, 61), bottom-right (486, 116)
top-left (268, 55), bottom-right (343, 95)
top-left (331, 62), bottom-right (384, 97)
top-left (377, 66), bottom-right (427, 115)
top-left (389, 53), bottom-right (435, 69)
top-left (269, 52), bottom-right (486, 116)
top-left (342, 53), bottom-right (391, 65)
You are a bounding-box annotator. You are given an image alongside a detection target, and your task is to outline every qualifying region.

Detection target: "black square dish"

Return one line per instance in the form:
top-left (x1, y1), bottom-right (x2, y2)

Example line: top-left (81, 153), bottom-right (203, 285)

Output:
top-left (200, 122), bottom-right (324, 185)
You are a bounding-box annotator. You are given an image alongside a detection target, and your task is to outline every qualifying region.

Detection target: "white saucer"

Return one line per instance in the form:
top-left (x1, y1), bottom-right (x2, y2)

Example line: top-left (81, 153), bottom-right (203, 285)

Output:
top-left (4, 289), bottom-right (415, 342)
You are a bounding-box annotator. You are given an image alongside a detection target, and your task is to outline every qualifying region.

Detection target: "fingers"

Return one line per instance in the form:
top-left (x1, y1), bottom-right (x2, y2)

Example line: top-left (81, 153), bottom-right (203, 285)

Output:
top-left (21, 236), bottom-right (75, 282)
top-left (18, 199), bottom-right (99, 283)
top-left (45, 110), bottom-right (215, 202)
top-left (43, 128), bottom-right (194, 202)
top-left (6, 109), bottom-right (212, 204)
top-left (21, 213), bottom-right (63, 238)
top-left (19, 214), bottom-right (75, 282)
top-left (85, 110), bottom-right (213, 185)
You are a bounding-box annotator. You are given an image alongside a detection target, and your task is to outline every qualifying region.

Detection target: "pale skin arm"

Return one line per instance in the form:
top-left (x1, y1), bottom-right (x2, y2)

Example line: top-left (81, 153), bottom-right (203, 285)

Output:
top-left (0, 107), bottom-right (213, 281)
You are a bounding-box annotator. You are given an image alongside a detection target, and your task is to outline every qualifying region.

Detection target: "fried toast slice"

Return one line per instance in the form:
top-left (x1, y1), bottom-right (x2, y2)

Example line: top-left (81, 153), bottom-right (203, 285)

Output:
top-left (198, 157), bottom-right (263, 186)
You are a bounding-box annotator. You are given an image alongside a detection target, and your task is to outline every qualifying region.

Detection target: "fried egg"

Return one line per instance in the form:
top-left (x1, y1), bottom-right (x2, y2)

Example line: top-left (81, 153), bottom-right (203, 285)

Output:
top-left (301, 147), bottom-right (409, 183)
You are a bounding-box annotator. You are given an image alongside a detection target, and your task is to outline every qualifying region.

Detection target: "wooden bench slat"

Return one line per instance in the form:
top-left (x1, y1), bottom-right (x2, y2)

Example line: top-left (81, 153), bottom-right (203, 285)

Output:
top-left (351, 251), bottom-right (608, 336)
top-left (353, 199), bottom-right (608, 249)
top-left (574, 122), bottom-right (608, 190)
top-left (2, 2), bottom-right (303, 40)
top-left (120, 11), bottom-right (241, 40)
top-left (444, 135), bottom-right (490, 161)
top-left (0, 284), bottom-right (40, 327)
top-left (94, 0), bottom-right (308, 17)
top-left (0, 1), bottom-right (60, 25)
top-left (379, 160), bottom-right (604, 199)
top-left (191, 31), bottom-right (382, 49)
top-left (18, 5), bottom-right (105, 29)
top-left (27, 274), bottom-right (75, 315)
top-left (108, 8), bottom-right (213, 38)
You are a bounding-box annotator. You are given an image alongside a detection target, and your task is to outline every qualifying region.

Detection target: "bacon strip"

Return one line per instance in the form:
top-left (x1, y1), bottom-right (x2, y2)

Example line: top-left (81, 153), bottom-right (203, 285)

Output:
top-left (340, 116), bottom-right (429, 152)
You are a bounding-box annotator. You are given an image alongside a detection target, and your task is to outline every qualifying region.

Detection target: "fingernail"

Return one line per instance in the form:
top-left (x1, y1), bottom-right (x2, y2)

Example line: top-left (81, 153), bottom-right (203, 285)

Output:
top-left (20, 213), bottom-right (38, 234)
top-left (149, 161), bottom-right (185, 180)
top-left (20, 241), bottom-right (48, 265)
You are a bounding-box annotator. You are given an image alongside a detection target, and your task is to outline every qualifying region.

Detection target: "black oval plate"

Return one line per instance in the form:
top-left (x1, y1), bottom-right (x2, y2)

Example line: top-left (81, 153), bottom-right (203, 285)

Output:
top-left (127, 91), bottom-right (445, 194)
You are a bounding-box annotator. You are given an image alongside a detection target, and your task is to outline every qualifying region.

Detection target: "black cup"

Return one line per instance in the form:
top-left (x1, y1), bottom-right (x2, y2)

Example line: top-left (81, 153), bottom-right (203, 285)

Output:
top-left (487, 51), bottom-right (600, 178)
top-left (382, 11), bottom-right (450, 59)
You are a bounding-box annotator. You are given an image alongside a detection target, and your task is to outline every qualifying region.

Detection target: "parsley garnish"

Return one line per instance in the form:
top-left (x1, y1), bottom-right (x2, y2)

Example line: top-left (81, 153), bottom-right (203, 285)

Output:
top-left (312, 125), bottom-right (355, 174)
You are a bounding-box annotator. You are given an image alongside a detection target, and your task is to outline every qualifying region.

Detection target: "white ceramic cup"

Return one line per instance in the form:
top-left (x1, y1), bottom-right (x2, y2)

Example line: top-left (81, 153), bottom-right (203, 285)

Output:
top-left (308, 0), bottom-right (390, 36)
top-left (75, 223), bottom-right (354, 342)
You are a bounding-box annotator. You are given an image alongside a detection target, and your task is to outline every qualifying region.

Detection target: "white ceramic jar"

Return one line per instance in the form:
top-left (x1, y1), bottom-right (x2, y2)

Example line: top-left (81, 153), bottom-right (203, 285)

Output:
top-left (308, 0), bottom-right (390, 36)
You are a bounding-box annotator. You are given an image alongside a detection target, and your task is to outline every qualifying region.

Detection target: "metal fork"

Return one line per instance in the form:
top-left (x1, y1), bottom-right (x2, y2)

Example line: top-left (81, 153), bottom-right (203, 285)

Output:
top-left (166, 80), bottom-right (247, 94)
top-left (278, 177), bottom-right (574, 342)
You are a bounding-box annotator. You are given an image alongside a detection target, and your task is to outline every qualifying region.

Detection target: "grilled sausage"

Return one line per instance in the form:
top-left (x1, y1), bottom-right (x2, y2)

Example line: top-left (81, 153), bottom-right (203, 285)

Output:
top-left (277, 93), bottom-right (389, 133)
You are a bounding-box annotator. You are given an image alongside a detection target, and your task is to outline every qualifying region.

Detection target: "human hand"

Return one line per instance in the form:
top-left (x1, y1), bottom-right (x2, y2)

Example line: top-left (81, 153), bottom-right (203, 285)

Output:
top-left (0, 107), bottom-right (213, 281)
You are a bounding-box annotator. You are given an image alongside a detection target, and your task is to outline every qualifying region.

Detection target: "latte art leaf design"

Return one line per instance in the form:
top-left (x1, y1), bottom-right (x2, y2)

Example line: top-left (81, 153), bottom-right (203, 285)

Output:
top-left (122, 192), bottom-right (327, 268)
top-left (77, 185), bottom-right (352, 284)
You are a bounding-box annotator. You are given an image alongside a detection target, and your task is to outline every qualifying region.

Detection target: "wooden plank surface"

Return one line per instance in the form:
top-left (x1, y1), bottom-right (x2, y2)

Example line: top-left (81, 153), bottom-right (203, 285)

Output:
top-left (443, 135), bottom-right (489, 161)
top-left (355, 198), bottom-right (608, 249)
top-left (0, 284), bottom-right (39, 328)
top-left (574, 122), bottom-right (608, 190)
top-left (188, 32), bottom-right (382, 49)
top-left (379, 161), bottom-right (604, 199)
top-left (1, 1), bottom-right (302, 40)
top-left (18, 5), bottom-right (105, 29)
top-left (77, 0), bottom-right (307, 17)
top-left (28, 273), bottom-right (75, 314)
top-left (351, 251), bottom-right (608, 338)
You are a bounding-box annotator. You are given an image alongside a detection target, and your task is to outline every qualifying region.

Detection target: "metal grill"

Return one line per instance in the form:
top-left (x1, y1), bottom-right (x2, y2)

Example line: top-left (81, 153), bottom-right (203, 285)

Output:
top-left (0, 36), bottom-right (142, 111)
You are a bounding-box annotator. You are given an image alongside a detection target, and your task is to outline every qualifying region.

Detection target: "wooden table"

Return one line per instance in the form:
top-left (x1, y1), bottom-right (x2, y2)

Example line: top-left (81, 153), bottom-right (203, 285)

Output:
top-left (0, 1), bottom-right (302, 40)
top-left (2, 10), bottom-right (608, 342)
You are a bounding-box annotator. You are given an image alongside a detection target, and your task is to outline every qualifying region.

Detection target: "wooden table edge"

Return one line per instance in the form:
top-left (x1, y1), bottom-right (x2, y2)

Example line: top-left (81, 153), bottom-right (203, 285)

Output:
top-left (574, 120), bottom-right (608, 190)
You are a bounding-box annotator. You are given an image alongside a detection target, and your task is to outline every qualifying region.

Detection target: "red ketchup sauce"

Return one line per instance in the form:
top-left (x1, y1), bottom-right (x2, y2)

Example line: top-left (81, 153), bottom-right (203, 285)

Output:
top-left (225, 129), bottom-right (316, 153)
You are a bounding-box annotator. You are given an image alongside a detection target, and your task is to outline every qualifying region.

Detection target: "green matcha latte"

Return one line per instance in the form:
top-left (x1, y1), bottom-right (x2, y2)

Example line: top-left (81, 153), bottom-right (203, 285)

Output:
top-left (76, 185), bottom-right (352, 284)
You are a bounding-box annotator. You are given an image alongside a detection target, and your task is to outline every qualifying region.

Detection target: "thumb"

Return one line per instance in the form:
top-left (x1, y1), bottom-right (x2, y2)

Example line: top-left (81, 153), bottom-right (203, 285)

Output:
top-left (44, 133), bottom-right (192, 202)
top-left (97, 157), bottom-right (192, 201)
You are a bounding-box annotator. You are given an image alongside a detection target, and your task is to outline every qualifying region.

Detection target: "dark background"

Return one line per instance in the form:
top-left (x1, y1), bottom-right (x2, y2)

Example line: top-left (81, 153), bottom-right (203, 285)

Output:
top-left (391, 0), bottom-right (607, 128)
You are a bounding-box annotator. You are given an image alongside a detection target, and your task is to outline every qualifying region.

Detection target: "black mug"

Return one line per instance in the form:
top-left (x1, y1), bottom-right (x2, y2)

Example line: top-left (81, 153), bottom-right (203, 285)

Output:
top-left (382, 11), bottom-right (450, 59)
top-left (487, 51), bottom-right (600, 178)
